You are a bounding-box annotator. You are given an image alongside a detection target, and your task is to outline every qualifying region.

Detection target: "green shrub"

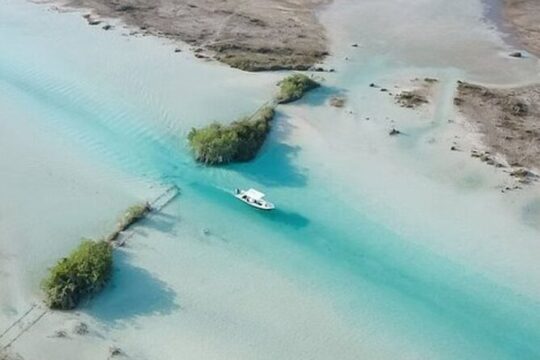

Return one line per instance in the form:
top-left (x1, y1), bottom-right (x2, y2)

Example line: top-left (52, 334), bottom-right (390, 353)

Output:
top-left (42, 240), bottom-right (113, 310)
top-left (276, 73), bottom-right (320, 104)
top-left (106, 202), bottom-right (151, 242)
top-left (117, 203), bottom-right (150, 231)
top-left (188, 106), bottom-right (275, 165)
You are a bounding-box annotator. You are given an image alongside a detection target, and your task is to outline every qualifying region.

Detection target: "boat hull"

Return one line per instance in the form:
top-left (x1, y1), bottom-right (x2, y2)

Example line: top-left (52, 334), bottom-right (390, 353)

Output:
top-left (234, 194), bottom-right (275, 210)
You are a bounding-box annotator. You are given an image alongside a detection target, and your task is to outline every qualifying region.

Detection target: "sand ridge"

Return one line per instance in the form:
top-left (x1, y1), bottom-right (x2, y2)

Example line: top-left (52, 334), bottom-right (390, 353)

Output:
top-left (504, 0), bottom-right (540, 57)
top-left (455, 81), bottom-right (540, 176)
top-left (58, 0), bottom-right (329, 71)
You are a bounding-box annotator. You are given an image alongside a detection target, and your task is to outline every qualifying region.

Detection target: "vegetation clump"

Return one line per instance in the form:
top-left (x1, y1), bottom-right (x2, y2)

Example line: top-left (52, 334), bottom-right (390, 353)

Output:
top-left (188, 106), bottom-right (275, 165)
top-left (106, 203), bottom-right (151, 242)
top-left (212, 47), bottom-right (326, 72)
top-left (276, 73), bottom-right (320, 104)
top-left (120, 203), bottom-right (150, 229)
top-left (329, 96), bottom-right (346, 108)
top-left (42, 240), bottom-right (113, 310)
top-left (395, 90), bottom-right (429, 108)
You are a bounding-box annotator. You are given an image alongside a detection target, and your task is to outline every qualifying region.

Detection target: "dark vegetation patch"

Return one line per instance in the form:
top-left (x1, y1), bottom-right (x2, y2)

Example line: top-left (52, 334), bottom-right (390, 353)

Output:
top-left (276, 73), bottom-right (320, 104)
top-left (42, 240), bottom-right (113, 310)
top-left (188, 106), bottom-right (275, 165)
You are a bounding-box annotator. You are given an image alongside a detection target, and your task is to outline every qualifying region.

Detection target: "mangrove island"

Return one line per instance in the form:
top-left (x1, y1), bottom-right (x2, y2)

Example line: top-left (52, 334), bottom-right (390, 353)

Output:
top-left (42, 239), bottom-right (113, 310)
top-left (188, 105), bottom-right (275, 165)
top-left (276, 73), bottom-right (320, 104)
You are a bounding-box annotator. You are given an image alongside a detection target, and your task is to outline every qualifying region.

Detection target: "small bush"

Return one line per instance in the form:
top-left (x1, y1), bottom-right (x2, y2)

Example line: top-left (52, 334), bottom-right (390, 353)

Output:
top-left (117, 203), bottom-right (150, 231)
top-left (42, 240), bottom-right (113, 310)
top-left (329, 96), bottom-right (346, 108)
top-left (276, 73), bottom-right (320, 104)
top-left (106, 202), bottom-right (151, 242)
top-left (395, 90), bottom-right (428, 108)
top-left (188, 106), bottom-right (275, 165)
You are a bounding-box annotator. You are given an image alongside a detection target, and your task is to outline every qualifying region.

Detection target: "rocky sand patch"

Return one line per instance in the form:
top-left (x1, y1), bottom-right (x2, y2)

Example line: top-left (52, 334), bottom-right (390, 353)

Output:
top-left (55, 0), bottom-right (329, 71)
top-left (455, 81), bottom-right (540, 177)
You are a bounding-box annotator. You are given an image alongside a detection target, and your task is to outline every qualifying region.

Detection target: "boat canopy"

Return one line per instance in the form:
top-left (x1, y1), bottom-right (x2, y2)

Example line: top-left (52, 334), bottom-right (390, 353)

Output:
top-left (244, 188), bottom-right (265, 200)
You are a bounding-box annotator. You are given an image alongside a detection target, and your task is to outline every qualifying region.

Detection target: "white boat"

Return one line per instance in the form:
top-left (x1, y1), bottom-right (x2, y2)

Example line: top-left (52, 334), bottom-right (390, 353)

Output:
top-left (234, 188), bottom-right (275, 210)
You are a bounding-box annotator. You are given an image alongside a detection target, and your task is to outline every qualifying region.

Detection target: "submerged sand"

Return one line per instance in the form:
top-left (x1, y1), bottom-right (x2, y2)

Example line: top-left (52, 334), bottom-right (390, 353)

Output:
top-left (56, 0), bottom-right (329, 71)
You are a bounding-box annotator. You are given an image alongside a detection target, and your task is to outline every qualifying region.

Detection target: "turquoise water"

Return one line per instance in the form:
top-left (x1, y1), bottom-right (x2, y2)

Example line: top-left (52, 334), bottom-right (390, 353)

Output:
top-left (2, 0), bottom-right (540, 359)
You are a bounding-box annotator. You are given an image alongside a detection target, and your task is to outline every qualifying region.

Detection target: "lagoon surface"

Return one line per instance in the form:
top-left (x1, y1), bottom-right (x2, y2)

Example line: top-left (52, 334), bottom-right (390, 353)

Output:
top-left (1, 0), bottom-right (540, 359)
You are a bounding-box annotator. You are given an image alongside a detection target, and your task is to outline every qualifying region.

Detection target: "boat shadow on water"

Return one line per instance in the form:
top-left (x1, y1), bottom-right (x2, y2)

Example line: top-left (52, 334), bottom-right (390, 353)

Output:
top-left (231, 193), bottom-right (310, 229)
top-left (188, 182), bottom-right (310, 230)
top-left (262, 208), bottom-right (310, 229)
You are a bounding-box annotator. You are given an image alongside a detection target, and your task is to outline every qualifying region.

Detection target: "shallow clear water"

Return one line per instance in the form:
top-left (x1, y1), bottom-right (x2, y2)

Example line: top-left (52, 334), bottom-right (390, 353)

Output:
top-left (1, 0), bottom-right (540, 359)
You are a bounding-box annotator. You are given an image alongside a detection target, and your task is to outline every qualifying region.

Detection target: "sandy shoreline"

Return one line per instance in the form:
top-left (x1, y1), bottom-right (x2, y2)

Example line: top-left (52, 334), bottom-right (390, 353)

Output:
top-left (446, 0), bottom-right (540, 179)
top-left (48, 0), bottom-right (329, 71)
top-left (455, 81), bottom-right (540, 175)
top-left (503, 0), bottom-right (540, 57)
